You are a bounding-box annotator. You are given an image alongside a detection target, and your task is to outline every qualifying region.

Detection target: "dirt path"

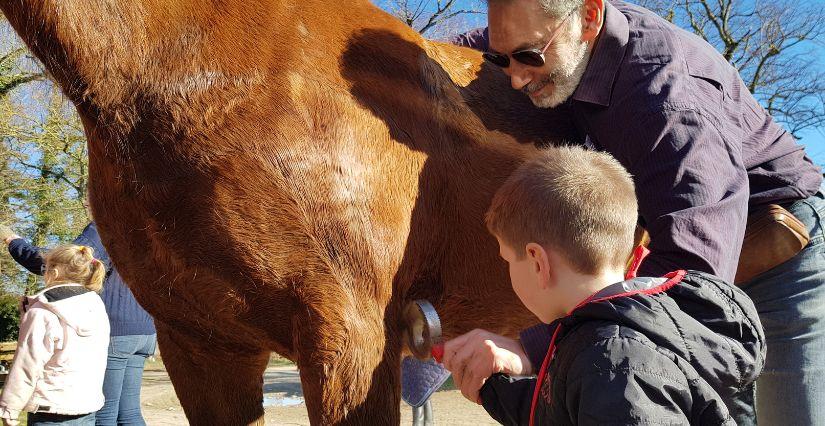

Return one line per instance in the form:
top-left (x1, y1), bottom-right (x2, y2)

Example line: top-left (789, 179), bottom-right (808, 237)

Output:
top-left (141, 363), bottom-right (498, 425)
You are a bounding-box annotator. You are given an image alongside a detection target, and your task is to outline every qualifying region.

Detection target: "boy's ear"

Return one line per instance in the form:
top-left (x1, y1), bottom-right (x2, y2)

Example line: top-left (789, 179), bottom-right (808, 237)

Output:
top-left (525, 243), bottom-right (552, 287)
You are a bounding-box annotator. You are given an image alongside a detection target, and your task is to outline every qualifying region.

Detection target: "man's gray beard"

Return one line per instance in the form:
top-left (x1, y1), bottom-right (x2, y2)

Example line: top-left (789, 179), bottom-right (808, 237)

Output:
top-left (530, 40), bottom-right (590, 109)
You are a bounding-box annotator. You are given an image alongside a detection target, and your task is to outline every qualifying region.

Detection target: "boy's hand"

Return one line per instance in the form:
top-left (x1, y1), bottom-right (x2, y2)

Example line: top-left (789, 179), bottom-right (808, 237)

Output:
top-left (441, 329), bottom-right (533, 404)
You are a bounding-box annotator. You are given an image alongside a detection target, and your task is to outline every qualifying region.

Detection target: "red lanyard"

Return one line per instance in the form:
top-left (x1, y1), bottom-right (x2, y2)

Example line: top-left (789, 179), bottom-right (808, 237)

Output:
top-left (528, 245), bottom-right (650, 425)
top-left (625, 245), bottom-right (650, 280)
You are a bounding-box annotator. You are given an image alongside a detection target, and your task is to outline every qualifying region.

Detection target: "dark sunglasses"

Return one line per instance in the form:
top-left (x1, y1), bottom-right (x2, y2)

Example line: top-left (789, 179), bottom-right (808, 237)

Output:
top-left (482, 11), bottom-right (574, 68)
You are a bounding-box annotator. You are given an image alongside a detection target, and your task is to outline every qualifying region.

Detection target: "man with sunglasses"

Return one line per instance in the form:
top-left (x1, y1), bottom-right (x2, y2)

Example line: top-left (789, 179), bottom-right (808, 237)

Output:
top-left (447, 0), bottom-right (825, 425)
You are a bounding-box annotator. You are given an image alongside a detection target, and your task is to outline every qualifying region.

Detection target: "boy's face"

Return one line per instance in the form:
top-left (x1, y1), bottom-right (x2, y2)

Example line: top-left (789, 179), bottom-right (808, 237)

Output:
top-left (496, 237), bottom-right (547, 321)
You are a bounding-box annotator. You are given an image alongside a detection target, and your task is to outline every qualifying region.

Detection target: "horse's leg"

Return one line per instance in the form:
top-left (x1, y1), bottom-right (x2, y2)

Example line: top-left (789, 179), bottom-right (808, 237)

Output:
top-left (295, 295), bottom-right (402, 425)
top-left (156, 322), bottom-right (270, 425)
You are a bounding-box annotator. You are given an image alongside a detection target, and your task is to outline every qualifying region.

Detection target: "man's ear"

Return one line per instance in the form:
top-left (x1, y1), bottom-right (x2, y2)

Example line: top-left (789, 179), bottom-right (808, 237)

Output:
top-left (581, 0), bottom-right (605, 43)
top-left (526, 242), bottom-right (552, 288)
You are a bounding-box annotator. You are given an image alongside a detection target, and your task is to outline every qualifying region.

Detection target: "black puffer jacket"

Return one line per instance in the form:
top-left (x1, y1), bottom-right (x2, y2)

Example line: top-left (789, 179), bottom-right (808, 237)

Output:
top-left (480, 271), bottom-right (765, 425)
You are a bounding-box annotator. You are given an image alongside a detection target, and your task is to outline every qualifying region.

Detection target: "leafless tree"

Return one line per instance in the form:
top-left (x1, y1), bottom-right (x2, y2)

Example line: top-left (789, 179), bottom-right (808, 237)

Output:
top-left (376, 0), bottom-right (485, 38)
top-left (0, 48), bottom-right (41, 99)
top-left (635, 0), bottom-right (825, 138)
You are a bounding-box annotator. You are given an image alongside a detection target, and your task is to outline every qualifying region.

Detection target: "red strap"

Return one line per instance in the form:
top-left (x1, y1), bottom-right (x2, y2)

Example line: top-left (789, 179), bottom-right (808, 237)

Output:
top-left (529, 324), bottom-right (562, 426)
top-left (625, 245), bottom-right (650, 280)
top-left (431, 343), bottom-right (444, 363)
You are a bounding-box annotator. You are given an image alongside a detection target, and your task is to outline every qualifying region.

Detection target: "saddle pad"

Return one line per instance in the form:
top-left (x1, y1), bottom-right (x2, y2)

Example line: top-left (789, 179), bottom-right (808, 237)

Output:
top-left (401, 356), bottom-right (451, 407)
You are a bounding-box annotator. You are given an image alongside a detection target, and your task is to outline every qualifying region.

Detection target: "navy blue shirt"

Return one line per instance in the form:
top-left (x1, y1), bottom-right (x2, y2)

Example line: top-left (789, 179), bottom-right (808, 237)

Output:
top-left (451, 1), bottom-right (822, 281)
top-left (7, 223), bottom-right (156, 336)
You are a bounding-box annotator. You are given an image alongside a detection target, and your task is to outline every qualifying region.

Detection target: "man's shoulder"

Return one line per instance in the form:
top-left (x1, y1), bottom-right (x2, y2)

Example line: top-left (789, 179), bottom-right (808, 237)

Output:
top-left (602, 1), bottom-right (735, 104)
top-left (611, 1), bottom-right (681, 65)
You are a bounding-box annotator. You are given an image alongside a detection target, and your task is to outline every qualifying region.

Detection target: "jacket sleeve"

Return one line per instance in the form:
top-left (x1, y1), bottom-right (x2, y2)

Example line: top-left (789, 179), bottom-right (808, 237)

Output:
top-left (6, 239), bottom-right (45, 276)
top-left (565, 338), bottom-right (692, 425)
top-left (0, 308), bottom-right (61, 420)
top-left (479, 373), bottom-right (536, 426)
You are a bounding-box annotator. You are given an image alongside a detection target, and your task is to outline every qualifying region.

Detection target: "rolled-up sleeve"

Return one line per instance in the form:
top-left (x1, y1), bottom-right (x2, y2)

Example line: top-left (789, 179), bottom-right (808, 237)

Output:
top-left (626, 107), bottom-right (748, 282)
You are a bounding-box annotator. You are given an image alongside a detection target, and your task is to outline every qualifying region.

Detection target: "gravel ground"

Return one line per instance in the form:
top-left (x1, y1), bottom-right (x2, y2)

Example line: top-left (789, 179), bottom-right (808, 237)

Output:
top-left (141, 362), bottom-right (498, 425)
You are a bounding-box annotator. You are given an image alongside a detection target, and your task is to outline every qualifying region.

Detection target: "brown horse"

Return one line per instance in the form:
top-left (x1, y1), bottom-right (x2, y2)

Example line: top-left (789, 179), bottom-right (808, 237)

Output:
top-left (0, 0), bottom-right (572, 424)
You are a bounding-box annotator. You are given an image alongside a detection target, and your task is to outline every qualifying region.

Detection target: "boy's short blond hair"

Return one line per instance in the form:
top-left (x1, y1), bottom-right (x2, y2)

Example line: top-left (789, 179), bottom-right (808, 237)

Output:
top-left (486, 146), bottom-right (638, 274)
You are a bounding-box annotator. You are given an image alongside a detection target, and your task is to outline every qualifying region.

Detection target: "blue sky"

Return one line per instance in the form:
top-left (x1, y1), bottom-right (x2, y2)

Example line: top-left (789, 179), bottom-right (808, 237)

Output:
top-left (800, 128), bottom-right (825, 167)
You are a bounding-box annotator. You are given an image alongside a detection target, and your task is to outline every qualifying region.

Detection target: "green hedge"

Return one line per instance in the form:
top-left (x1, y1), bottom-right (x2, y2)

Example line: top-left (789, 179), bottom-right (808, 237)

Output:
top-left (0, 294), bottom-right (20, 342)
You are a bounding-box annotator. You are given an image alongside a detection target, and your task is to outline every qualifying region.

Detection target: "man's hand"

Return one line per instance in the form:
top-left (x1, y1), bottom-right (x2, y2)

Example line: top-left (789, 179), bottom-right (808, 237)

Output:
top-left (441, 329), bottom-right (533, 404)
top-left (0, 224), bottom-right (20, 246)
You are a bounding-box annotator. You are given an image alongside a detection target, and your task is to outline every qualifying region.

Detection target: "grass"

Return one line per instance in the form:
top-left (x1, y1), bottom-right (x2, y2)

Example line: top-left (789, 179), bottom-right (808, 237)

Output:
top-left (439, 376), bottom-right (456, 391)
top-left (268, 354), bottom-right (295, 367)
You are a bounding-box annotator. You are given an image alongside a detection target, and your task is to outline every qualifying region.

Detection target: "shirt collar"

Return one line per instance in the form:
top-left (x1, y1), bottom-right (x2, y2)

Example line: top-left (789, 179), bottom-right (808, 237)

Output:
top-left (571, 1), bottom-right (629, 107)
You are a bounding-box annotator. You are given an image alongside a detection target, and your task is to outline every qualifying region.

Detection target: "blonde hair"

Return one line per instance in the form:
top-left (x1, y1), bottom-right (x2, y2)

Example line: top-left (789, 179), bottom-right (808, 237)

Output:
top-left (485, 146), bottom-right (638, 274)
top-left (43, 244), bottom-right (106, 292)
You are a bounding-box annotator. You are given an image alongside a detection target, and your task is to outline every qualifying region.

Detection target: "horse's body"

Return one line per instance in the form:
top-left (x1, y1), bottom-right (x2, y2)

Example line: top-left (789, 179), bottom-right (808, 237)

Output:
top-left (0, 1), bottom-right (569, 423)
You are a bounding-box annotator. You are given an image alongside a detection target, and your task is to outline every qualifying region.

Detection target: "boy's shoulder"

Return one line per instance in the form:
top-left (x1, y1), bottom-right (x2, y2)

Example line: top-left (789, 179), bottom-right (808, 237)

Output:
top-left (555, 269), bottom-right (755, 380)
top-left (538, 320), bottom-right (733, 425)
top-left (555, 319), bottom-right (687, 384)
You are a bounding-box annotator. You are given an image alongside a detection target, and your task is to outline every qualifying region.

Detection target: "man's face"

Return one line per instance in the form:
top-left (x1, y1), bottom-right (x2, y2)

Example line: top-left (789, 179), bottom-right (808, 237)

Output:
top-left (488, 0), bottom-right (591, 108)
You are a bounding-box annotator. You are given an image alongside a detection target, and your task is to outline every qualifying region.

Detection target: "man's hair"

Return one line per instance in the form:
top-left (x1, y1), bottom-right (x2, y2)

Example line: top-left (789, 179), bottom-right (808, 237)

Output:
top-left (486, 145), bottom-right (637, 274)
top-left (488, 0), bottom-right (584, 18)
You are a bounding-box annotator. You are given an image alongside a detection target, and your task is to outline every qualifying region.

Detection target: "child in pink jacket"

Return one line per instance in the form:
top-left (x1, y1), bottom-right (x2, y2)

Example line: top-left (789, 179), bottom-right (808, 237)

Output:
top-left (0, 245), bottom-right (109, 426)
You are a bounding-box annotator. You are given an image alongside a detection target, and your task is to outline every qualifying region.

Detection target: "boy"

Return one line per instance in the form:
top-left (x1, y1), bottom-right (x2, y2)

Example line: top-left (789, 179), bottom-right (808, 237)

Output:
top-left (442, 146), bottom-right (765, 425)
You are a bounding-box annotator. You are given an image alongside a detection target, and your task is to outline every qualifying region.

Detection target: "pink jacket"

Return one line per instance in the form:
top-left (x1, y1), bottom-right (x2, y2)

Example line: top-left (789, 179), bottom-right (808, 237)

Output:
top-left (0, 284), bottom-right (109, 424)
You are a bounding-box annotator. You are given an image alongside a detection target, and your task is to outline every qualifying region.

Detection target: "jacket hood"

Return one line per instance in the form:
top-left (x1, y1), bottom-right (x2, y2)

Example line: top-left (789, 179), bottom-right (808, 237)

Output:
top-left (563, 270), bottom-right (766, 400)
top-left (25, 284), bottom-right (107, 337)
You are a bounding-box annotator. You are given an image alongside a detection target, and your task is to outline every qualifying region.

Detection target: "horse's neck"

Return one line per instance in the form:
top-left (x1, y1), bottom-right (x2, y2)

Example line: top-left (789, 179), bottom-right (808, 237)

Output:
top-left (1, 0), bottom-right (419, 131)
top-left (1, 0), bottom-right (139, 103)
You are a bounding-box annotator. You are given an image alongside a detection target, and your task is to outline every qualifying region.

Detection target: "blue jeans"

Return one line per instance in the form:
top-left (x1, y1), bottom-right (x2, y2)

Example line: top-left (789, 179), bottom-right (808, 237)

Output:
top-left (739, 188), bottom-right (825, 425)
top-left (95, 334), bottom-right (157, 426)
top-left (28, 412), bottom-right (95, 425)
